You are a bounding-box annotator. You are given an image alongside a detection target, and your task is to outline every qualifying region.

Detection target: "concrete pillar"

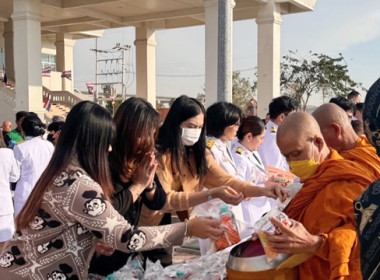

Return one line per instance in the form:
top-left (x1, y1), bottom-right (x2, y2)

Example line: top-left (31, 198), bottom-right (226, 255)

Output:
top-left (0, 23), bottom-right (4, 49)
top-left (12, 0), bottom-right (43, 116)
top-left (55, 32), bottom-right (75, 92)
top-left (256, 0), bottom-right (282, 118)
top-left (3, 21), bottom-right (15, 81)
top-left (134, 26), bottom-right (156, 107)
top-left (204, 0), bottom-right (218, 108)
top-left (217, 0), bottom-right (235, 103)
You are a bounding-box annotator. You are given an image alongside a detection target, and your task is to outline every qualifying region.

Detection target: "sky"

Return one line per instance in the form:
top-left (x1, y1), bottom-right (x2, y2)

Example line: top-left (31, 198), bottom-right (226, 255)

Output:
top-left (74, 0), bottom-right (380, 107)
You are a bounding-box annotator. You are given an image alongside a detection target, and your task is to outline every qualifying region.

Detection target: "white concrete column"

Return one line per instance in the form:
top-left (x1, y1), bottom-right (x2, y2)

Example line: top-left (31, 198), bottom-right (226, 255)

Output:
top-left (12, 0), bottom-right (43, 115)
top-left (134, 26), bottom-right (156, 107)
top-left (204, 0), bottom-right (218, 108)
top-left (55, 32), bottom-right (75, 92)
top-left (3, 21), bottom-right (15, 81)
top-left (256, 0), bottom-right (282, 118)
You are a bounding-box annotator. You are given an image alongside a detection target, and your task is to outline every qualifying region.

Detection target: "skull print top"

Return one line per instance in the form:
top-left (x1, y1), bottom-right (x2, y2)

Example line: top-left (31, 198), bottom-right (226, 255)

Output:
top-left (0, 164), bottom-right (186, 280)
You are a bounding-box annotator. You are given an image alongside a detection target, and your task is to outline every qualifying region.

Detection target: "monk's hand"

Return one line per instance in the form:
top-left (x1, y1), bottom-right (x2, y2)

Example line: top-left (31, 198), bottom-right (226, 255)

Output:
top-left (263, 181), bottom-right (289, 202)
top-left (211, 186), bottom-right (244, 205)
top-left (266, 218), bottom-right (322, 254)
top-left (95, 242), bottom-right (115, 256)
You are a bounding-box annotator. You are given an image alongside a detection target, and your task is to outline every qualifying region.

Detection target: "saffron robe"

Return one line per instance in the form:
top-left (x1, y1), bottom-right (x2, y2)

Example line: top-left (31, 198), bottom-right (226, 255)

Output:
top-left (286, 150), bottom-right (377, 280)
top-left (340, 136), bottom-right (380, 179)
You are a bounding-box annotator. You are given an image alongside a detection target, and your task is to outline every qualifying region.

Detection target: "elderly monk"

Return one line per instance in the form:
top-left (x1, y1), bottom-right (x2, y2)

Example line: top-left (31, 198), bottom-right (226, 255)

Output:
top-left (266, 112), bottom-right (377, 280)
top-left (313, 103), bottom-right (380, 178)
top-left (354, 77), bottom-right (380, 280)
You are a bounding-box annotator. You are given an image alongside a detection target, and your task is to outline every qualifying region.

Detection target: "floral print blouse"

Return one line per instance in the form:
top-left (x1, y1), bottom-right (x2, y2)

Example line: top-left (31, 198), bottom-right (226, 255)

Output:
top-left (0, 165), bottom-right (185, 280)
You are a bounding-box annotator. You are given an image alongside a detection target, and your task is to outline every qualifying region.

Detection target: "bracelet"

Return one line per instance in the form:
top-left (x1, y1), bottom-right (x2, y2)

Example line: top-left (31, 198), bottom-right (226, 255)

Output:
top-left (144, 181), bottom-right (156, 193)
top-left (206, 189), bottom-right (213, 201)
top-left (184, 219), bottom-right (192, 238)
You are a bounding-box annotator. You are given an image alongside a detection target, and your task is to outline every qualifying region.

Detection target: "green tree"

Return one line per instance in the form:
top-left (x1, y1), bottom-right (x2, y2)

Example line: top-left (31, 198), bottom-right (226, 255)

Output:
top-left (196, 71), bottom-right (254, 112)
top-left (232, 71), bottom-right (254, 113)
top-left (280, 51), bottom-right (363, 111)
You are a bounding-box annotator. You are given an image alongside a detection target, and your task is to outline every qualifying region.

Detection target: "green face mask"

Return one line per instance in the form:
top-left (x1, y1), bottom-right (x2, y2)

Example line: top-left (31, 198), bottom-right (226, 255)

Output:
top-left (289, 141), bottom-right (320, 181)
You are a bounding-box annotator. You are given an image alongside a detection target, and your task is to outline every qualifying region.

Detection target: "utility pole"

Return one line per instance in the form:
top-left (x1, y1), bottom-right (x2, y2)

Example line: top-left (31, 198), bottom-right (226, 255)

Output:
top-left (113, 43), bottom-right (131, 101)
top-left (95, 38), bottom-right (98, 103)
top-left (90, 43), bottom-right (131, 106)
top-left (90, 40), bottom-right (110, 104)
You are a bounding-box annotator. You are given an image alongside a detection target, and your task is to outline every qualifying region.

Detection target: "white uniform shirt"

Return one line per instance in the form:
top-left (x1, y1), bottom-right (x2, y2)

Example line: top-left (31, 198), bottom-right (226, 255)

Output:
top-left (232, 141), bottom-right (272, 227)
top-left (258, 120), bottom-right (289, 171)
top-left (206, 137), bottom-right (239, 177)
top-left (196, 137), bottom-right (244, 254)
top-left (0, 148), bottom-right (20, 215)
top-left (13, 136), bottom-right (54, 216)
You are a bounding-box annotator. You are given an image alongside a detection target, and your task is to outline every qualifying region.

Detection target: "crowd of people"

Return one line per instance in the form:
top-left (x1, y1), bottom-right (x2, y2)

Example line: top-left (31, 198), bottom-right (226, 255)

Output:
top-left (0, 79), bottom-right (378, 279)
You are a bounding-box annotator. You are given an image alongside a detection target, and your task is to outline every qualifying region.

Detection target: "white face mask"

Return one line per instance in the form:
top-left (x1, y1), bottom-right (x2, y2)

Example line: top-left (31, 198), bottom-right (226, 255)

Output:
top-left (181, 128), bottom-right (202, 146)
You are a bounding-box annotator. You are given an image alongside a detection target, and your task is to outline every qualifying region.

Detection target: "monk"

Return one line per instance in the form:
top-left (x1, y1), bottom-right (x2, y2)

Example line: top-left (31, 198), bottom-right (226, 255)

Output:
top-left (313, 103), bottom-right (380, 178)
top-left (266, 112), bottom-right (377, 280)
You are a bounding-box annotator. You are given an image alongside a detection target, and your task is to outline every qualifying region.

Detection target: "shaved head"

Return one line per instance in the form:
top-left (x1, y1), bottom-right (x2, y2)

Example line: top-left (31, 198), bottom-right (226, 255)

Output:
top-left (278, 112), bottom-right (323, 141)
top-left (312, 103), bottom-right (358, 151)
top-left (312, 103), bottom-right (351, 130)
top-left (276, 112), bottom-right (329, 165)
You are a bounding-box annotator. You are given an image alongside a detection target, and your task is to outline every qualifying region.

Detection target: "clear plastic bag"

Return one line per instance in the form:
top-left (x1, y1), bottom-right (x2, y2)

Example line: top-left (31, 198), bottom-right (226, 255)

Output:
top-left (214, 204), bottom-right (240, 251)
top-left (254, 208), bottom-right (292, 262)
top-left (110, 255), bottom-right (144, 280)
top-left (143, 258), bottom-right (165, 280)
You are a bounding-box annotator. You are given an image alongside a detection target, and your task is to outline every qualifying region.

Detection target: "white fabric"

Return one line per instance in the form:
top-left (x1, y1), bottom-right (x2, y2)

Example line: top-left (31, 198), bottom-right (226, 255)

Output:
top-left (258, 120), bottom-right (289, 171)
top-left (13, 136), bottom-right (54, 217)
top-left (0, 148), bottom-right (20, 215)
top-left (0, 214), bottom-right (15, 242)
top-left (197, 137), bottom-right (244, 255)
top-left (231, 141), bottom-right (272, 230)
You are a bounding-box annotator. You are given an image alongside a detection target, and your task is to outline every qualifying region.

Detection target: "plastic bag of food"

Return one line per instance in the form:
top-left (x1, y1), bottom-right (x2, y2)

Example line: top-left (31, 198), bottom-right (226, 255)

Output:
top-left (214, 204), bottom-right (241, 251)
top-left (254, 208), bottom-right (292, 262)
top-left (111, 254), bottom-right (144, 280)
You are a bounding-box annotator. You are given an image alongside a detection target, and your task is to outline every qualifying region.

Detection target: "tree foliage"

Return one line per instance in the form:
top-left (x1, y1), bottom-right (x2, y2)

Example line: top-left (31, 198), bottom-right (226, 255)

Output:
top-left (280, 51), bottom-right (362, 111)
top-left (232, 71), bottom-right (254, 113)
top-left (196, 71), bottom-right (254, 113)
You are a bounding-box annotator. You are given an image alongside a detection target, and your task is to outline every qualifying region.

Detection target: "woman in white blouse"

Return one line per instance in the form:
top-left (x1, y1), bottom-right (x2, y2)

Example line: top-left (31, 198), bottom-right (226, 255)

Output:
top-left (0, 132), bottom-right (19, 248)
top-left (13, 114), bottom-right (54, 217)
top-left (232, 116), bottom-right (273, 225)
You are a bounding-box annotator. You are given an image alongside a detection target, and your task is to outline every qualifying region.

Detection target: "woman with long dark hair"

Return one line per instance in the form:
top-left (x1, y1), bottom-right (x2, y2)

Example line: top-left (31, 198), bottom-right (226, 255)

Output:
top-left (13, 113), bottom-right (54, 216)
top-left (139, 96), bottom-right (286, 228)
top-left (0, 101), bottom-right (222, 279)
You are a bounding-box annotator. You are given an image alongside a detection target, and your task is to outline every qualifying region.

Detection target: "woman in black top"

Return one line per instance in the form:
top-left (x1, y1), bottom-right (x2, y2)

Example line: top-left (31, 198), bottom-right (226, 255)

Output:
top-left (88, 98), bottom-right (165, 276)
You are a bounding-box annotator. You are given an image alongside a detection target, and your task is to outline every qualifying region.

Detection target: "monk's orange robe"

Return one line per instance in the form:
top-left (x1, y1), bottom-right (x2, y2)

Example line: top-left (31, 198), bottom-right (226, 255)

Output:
top-left (286, 149), bottom-right (377, 280)
top-left (340, 136), bottom-right (380, 179)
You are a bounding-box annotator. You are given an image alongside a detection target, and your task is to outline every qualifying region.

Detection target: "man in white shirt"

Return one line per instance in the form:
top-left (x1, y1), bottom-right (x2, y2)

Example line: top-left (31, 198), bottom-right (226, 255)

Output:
top-left (258, 96), bottom-right (297, 171)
